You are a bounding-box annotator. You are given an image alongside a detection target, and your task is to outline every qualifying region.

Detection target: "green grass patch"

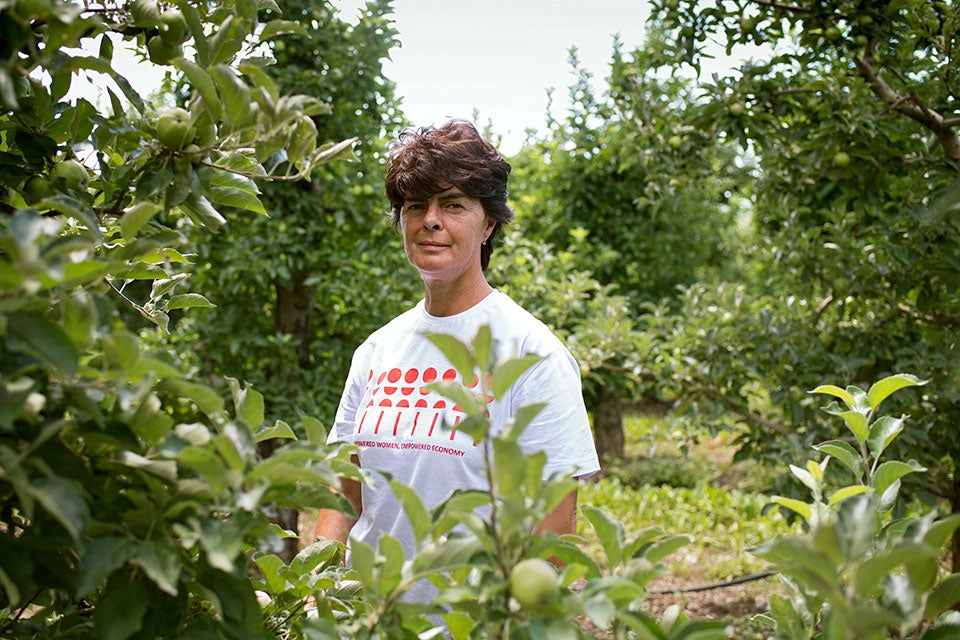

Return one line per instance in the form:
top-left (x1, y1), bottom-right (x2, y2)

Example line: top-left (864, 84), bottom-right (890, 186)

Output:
top-left (579, 411), bottom-right (801, 582)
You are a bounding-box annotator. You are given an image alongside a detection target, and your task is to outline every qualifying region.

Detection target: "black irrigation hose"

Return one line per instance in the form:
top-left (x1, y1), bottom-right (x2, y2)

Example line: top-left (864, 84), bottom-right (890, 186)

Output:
top-left (646, 571), bottom-right (778, 595)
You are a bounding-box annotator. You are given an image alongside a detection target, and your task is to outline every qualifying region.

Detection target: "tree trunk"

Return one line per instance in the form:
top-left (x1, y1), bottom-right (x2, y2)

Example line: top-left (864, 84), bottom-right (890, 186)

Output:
top-left (265, 271), bottom-right (315, 563)
top-left (592, 385), bottom-right (624, 463)
top-left (274, 271), bottom-right (315, 368)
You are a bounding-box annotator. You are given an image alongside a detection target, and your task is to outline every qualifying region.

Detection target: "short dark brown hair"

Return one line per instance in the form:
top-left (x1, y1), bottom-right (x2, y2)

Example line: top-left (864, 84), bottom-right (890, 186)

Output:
top-left (385, 120), bottom-right (514, 270)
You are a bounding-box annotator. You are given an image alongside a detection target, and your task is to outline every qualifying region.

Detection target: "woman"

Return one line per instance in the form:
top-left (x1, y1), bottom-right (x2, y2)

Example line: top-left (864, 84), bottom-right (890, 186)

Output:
top-left (314, 120), bottom-right (600, 603)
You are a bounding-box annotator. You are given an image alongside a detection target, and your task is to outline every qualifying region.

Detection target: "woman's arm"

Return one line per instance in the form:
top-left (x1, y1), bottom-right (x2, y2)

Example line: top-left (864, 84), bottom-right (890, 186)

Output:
top-left (313, 455), bottom-right (363, 544)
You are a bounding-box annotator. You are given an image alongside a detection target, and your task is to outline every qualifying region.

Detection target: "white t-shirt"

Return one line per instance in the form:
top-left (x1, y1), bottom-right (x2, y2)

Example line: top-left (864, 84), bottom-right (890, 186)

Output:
top-left (327, 289), bottom-right (600, 601)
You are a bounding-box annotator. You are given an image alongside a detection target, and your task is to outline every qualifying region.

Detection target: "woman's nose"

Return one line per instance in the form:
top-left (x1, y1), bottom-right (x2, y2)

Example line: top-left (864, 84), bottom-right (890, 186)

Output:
top-left (423, 202), bottom-right (442, 229)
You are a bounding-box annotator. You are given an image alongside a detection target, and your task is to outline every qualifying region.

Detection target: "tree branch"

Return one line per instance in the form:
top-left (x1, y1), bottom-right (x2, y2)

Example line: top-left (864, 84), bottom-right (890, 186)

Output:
top-left (692, 385), bottom-right (794, 435)
top-left (897, 303), bottom-right (960, 327)
top-left (857, 38), bottom-right (960, 166)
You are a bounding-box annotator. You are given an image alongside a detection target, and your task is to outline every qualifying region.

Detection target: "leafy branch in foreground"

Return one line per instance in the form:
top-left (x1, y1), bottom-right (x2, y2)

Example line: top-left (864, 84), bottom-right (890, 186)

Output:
top-left (755, 374), bottom-right (960, 640)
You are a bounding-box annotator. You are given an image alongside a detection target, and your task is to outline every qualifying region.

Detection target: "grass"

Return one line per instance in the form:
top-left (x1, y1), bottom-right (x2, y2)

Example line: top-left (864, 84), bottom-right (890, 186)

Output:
top-left (577, 411), bottom-right (802, 634)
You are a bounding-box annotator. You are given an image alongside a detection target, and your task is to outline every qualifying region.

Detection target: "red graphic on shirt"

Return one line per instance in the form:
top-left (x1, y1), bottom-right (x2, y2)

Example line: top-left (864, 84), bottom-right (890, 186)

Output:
top-left (355, 366), bottom-right (493, 452)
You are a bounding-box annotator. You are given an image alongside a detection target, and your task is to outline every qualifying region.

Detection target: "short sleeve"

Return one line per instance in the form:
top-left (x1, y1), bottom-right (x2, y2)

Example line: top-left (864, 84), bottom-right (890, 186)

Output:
top-left (509, 347), bottom-right (600, 479)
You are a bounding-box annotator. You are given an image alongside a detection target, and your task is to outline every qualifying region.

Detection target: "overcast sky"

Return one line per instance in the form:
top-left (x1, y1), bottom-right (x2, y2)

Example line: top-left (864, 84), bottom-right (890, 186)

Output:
top-left (335, 0), bottom-right (652, 153)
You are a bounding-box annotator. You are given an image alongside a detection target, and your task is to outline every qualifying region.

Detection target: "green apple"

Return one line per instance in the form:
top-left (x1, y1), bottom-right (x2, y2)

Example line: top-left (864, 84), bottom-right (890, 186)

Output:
top-left (159, 9), bottom-right (189, 45)
top-left (833, 151), bottom-right (851, 167)
top-left (23, 175), bottom-right (52, 204)
top-left (668, 135), bottom-right (684, 149)
top-left (156, 107), bottom-right (196, 150)
top-left (50, 159), bottom-right (89, 190)
top-left (728, 102), bottom-right (745, 117)
top-left (509, 558), bottom-right (559, 612)
top-left (147, 35), bottom-right (182, 65)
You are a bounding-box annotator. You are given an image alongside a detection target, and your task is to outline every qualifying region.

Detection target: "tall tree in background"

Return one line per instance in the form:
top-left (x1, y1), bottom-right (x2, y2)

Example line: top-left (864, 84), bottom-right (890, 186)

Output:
top-left (640, 0), bottom-right (960, 566)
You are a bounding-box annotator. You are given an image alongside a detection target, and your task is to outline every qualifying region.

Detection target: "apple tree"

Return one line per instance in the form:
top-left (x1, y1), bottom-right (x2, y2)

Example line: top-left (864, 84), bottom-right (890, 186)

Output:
top-left (0, 0), bottom-right (364, 635)
top-left (635, 0), bottom-right (960, 565)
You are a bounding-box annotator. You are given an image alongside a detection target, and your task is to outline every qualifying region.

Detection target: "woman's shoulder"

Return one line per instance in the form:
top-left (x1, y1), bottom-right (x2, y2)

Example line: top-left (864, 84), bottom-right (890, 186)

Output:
top-left (484, 291), bottom-right (566, 355)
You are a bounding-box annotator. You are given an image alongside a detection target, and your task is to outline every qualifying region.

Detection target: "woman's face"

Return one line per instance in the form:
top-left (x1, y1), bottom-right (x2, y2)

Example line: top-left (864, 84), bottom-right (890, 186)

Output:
top-left (400, 186), bottom-right (495, 284)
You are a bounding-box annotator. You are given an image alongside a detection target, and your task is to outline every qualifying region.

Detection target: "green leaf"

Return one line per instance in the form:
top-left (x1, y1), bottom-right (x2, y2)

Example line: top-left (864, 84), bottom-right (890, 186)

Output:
top-left (827, 485), bottom-right (871, 506)
top-left (838, 410), bottom-right (869, 443)
top-left (471, 325), bottom-right (494, 371)
top-left (173, 58), bottom-right (222, 120)
top-left (77, 537), bottom-right (136, 597)
top-left (227, 377), bottom-right (264, 428)
top-left (258, 19), bottom-right (310, 41)
top-left (410, 535), bottom-right (481, 574)
top-left (26, 477), bottom-right (89, 541)
top-left (253, 553), bottom-right (286, 594)
top-left (120, 201), bottom-right (161, 239)
top-left (644, 533), bottom-right (690, 563)
top-left (208, 171), bottom-right (265, 214)
top-left (301, 416), bottom-right (327, 445)
top-left (424, 332), bottom-right (475, 381)
top-left (7, 312), bottom-right (80, 375)
top-left (927, 574), bottom-right (960, 618)
top-left (253, 419), bottom-right (296, 443)
top-left (210, 64), bottom-right (250, 125)
top-left (810, 384), bottom-right (856, 408)
top-left (815, 440), bottom-right (864, 478)
top-left (349, 539), bottom-right (375, 588)
top-left (65, 56), bottom-right (145, 114)
top-left (789, 463), bottom-right (820, 494)
top-left (119, 451), bottom-right (178, 482)
top-left (866, 415), bottom-right (904, 460)
top-left (581, 505), bottom-right (623, 567)
top-left (866, 374), bottom-right (926, 410)
top-left (425, 381), bottom-right (483, 415)
top-left (161, 378), bottom-right (225, 417)
top-left (376, 534), bottom-right (405, 594)
top-left (94, 574), bottom-right (150, 640)
top-left (442, 610), bottom-right (478, 640)
top-left (286, 114), bottom-right (317, 167)
top-left (771, 497), bottom-right (812, 522)
top-left (500, 402), bottom-right (546, 440)
top-left (291, 538), bottom-right (342, 575)
top-left (177, 192), bottom-right (226, 230)
top-left (923, 514), bottom-right (960, 551)
top-left (873, 460), bottom-right (924, 497)
top-left (491, 354), bottom-right (542, 399)
top-left (163, 293), bottom-right (216, 310)
top-left (130, 540), bottom-right (181, 596)
top-left (311, 137), bottom-right (358, 165)
top-left (390, 480), bottom-right (430, 544)
top-left (238, 63), bottom-right (279, 103)
top-left (493, 438), bottom-right (527, 496)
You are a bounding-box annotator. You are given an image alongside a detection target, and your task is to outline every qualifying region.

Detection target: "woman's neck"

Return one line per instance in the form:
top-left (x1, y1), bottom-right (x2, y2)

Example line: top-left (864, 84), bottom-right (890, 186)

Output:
top-left (422, 271), bottom-right (493, 317)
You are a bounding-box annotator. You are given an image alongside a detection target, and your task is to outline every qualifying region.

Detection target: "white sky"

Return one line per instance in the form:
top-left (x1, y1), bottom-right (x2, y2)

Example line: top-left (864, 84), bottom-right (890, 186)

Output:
top-left (335, 0), bottom-right (652, 154)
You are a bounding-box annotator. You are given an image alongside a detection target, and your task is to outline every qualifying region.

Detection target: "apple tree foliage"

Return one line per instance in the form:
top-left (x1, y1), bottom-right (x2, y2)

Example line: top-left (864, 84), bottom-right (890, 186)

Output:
top-left (629, 0), bottom-right (960, 565)
top-left (173, 0), bottom-right (418, 429)
top-left (506, 46), bottom-right (744, 462)
top-left (0, 0), bottom-right (368, 636)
